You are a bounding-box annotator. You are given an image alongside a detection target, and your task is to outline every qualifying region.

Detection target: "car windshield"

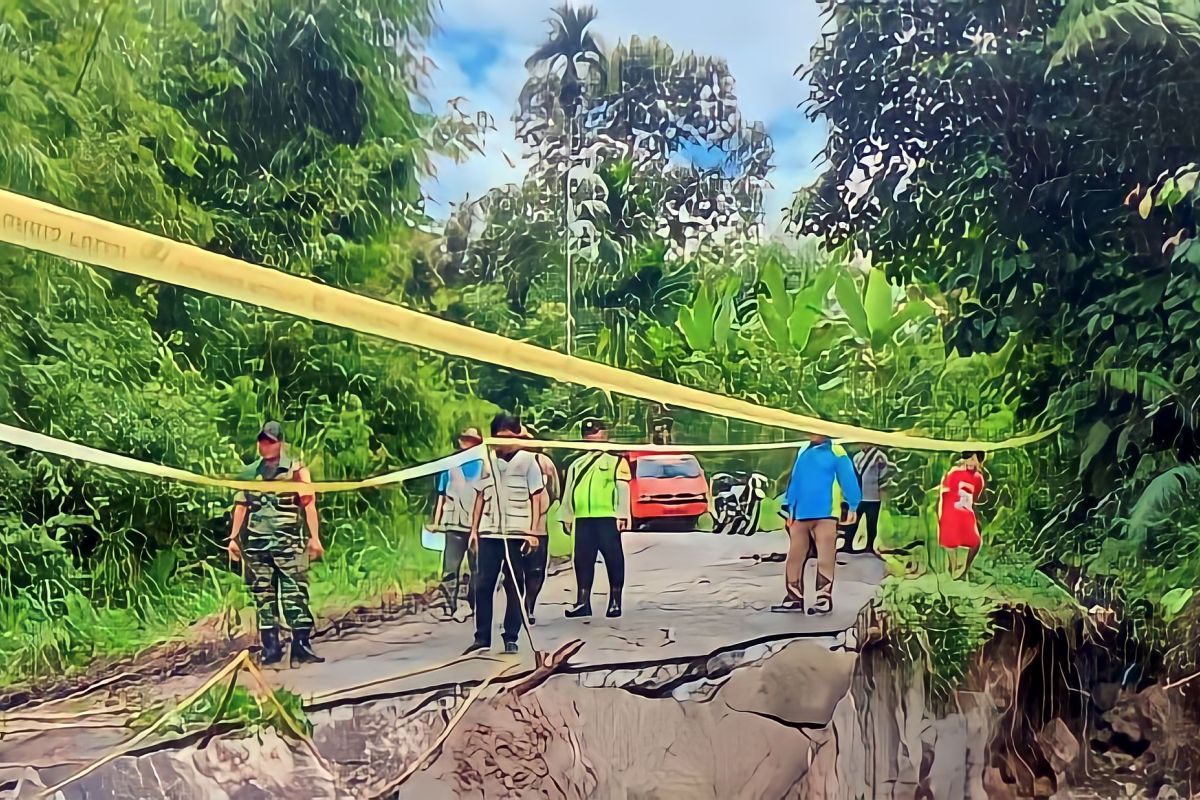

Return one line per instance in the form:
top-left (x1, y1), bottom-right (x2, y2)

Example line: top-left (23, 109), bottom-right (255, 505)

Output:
top-left (636, 457), bottom-right (701, 479)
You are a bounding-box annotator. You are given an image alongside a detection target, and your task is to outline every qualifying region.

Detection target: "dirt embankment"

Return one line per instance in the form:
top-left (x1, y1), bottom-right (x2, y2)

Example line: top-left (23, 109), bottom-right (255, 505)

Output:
top-left (802, 610), bottom-right (1200, 800)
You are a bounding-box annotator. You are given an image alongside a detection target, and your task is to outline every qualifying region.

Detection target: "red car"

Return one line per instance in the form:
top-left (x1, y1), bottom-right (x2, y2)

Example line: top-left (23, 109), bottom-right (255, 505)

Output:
top-left (628, 452), bottom-right (709, 531)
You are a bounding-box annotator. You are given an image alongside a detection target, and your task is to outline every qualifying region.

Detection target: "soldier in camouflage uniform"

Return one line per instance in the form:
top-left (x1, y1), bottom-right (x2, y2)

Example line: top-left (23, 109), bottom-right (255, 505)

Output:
top-left (227, 421), bottom-right (325, 666)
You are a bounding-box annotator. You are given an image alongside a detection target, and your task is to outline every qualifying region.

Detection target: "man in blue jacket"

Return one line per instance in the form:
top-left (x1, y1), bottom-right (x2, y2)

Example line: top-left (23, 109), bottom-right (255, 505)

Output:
top-left (773, 433), bottom-right (862, 615)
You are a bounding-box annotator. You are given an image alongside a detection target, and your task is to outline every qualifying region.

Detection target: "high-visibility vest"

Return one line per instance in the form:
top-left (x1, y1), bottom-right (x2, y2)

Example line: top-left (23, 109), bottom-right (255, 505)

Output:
top-left (567, 452), bottom-right (629, 519)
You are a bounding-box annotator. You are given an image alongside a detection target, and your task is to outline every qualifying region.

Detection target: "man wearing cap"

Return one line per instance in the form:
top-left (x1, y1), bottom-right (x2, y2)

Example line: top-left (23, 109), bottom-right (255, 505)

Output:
top-left (464, 413), bottom-right (547, 655)
top-left (431, 426), bottom-right (485, 621)
top-left (560, 418), bottom-right (631, 618)
top-left (227, 422), bottom-right (325, 667)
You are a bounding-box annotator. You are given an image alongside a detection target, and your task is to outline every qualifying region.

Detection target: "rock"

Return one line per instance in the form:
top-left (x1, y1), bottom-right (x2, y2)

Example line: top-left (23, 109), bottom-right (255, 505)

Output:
top-left (982, 765), bottom-right (1020, 800)
top-left (719, 639), bottom-right (856, 728)
top-left (1036, 718), bottom-right (1080, 774)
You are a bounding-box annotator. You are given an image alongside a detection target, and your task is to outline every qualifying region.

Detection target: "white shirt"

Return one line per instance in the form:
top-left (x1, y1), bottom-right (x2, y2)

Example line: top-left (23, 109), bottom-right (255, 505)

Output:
top-left (476, 450), bottom-right (545, 534)
top-left (437, 461), bottom-right (483, 532)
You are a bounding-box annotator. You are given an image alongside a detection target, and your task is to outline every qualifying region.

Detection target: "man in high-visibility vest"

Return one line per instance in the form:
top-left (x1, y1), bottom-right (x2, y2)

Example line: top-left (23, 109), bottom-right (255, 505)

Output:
top-left (560, 418), bottom-right (632, 619)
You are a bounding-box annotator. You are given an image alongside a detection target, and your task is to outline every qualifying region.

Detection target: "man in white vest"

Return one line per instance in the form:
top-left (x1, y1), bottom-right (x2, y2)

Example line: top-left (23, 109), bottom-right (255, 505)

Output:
top-left (465, 414), bottom-right (547, 655)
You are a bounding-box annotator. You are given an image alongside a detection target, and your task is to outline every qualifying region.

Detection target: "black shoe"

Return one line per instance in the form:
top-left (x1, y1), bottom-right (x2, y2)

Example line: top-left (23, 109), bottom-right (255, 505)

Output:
top-left (606, 602), bottom-right (622, 618)
top-left (259, 627), bottom-right (284, 665)
top-left (463, 640), bottom-right (489, 655)
top-left (290, 629), bottom-right (325, 666)
top-left (770, 597), bottom-right (805, 613)
top-left (528, 615), bottom-right (537, 626)
top-left (503, 641), bottom-right (519, 655)
top-left (565, 603), bottom-right (592, 618)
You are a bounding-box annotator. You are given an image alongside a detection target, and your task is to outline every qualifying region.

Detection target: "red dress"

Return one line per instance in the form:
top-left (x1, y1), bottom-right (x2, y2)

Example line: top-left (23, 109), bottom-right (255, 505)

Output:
top-left (938, 467), bottom-right (985, 548)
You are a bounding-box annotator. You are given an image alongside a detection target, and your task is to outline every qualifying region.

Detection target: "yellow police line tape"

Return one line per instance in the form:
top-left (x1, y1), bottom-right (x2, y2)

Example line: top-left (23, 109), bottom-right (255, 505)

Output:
top-left (1, 421), bottom-right (1044, 496)
top-left (0, 189), bottom-right (1056, 452)
top-left (0, 421), bottom-right (485, 493)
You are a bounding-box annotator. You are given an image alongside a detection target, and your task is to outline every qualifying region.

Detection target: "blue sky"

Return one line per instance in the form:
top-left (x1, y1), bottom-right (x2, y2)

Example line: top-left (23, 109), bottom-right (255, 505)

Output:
top-left (420, 1), bottom-right (828, 232)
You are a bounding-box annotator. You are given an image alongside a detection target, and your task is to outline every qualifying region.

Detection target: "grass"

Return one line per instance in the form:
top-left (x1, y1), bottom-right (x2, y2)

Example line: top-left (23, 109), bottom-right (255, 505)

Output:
top-left (869, 505), bottom-right (1080, 705)
top-left (0, 499), bottom-right (601, 692)
top-left (132, 682), bottom-right (311, 740)
top-left (0, 508), bottom-right (451, 693)
top-left (0, 575), bottom-right (235, 691)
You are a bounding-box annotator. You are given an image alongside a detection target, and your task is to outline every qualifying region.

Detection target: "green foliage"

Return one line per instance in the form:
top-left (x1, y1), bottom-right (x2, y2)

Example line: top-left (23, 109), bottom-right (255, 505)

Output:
top-left (10, 0), bottom-right (1189, 705)
top-left (133, 682), bottom-right (312, 741)
top-left (1049, 0), bottom-right (1200, 67)
top-left (0, 0), bottom-right (492, 690)
top-left (881, 540), bottom-right (1078, 706)
top-left (796, 0), bottom-right (1200, 670)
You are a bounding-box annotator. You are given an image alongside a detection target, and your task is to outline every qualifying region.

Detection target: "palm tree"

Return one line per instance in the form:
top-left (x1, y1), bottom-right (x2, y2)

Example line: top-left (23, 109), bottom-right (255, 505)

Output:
top-left (525, 4), bottom-right (606, 356)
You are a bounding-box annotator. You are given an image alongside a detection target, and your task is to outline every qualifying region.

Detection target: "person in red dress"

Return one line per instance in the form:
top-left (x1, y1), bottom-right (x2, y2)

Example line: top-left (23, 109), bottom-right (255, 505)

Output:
top-left (938, 451), bottom-right (986, 579)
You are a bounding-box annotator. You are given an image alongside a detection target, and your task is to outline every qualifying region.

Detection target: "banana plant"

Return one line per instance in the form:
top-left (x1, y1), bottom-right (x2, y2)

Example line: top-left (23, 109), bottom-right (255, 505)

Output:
top-left (834, 267), bottom-right (934, 351)
top-left (676, 274), bottom-right (739, 352)
top-left (755, 257), bottom-right (839, 355)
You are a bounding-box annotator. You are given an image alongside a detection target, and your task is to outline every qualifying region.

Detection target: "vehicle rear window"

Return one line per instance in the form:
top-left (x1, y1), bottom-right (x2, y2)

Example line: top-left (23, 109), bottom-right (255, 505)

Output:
top-left (636, 457), bottom-right (701, 479)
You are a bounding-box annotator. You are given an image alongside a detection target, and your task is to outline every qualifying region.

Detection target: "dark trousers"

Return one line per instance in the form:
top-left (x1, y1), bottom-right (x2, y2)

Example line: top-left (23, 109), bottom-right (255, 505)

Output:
top-left (574, 518), bottom-right (625, 604)
top-left (518, 535), bottom-right (548, 615)
top-left (439, 530), bottom-right (477, 613)
top-left (474, 538), bottom-right (526, 646)
top-left (839, 501), bottom-right (882, 553)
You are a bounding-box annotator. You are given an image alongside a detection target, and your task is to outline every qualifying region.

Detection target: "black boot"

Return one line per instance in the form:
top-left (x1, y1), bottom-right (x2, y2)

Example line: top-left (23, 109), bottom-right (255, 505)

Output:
top-left (259, 627), bottom-right (284, 665)
top-left (290, 628), bottom-right (325, 666)
top-left (565, 589), bottom-right (592, 618)
top-left (606, 588), bottom-right (623, 618)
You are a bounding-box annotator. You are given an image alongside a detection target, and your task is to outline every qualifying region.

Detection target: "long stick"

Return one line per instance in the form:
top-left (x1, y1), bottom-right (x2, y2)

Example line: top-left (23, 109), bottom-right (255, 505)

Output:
top-left (307, 652), bottom-right (503, 705)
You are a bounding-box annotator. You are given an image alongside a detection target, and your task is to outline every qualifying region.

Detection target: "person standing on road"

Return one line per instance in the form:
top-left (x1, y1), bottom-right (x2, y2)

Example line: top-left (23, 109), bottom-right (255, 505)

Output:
top-left (431, 426), bottom-right (485, 622)
top-left (773, 433), bottom-right (861, 616)
top-left (465, 414), bottom-right (547, 655)
top-left (227, 421), bottom-right (325, 667)
top-left (839, 445), bottom-right (891, 554)
top-left (513, 425), bottom-right (559, 625)
top-left (561, 418), bottom-right (632, 619)
top-left (938, 451), bottom-right (987, 580)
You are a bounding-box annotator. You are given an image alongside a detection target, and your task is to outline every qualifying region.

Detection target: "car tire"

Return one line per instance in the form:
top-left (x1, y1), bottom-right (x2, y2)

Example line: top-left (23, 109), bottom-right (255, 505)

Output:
top-left (672, 515), bottom-right (700, 532)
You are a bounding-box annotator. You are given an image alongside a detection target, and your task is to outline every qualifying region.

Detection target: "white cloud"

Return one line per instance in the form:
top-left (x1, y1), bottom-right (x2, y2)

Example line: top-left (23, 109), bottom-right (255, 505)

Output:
top-left (421, 0), bottom-right (828, 227)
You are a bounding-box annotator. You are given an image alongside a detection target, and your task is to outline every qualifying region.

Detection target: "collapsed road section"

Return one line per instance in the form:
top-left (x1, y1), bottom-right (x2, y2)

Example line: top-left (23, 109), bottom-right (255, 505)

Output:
top-left (1, 532), bottom-right (885, 799)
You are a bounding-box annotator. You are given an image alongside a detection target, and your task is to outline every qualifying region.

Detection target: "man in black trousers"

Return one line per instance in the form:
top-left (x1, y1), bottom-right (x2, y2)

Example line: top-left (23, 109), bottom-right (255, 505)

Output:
top-left (560, 418), bottom-right (632, 619)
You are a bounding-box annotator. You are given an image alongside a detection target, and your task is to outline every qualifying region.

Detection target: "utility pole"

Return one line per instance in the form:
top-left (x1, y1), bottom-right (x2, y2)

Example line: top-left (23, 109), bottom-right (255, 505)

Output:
top-left (563, 111), bottom-right (575, 357)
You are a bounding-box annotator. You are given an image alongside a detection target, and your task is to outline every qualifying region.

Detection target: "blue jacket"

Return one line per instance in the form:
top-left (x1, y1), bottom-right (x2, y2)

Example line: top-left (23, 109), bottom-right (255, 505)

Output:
top-left (784, 441), bottom-right (863, 521)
